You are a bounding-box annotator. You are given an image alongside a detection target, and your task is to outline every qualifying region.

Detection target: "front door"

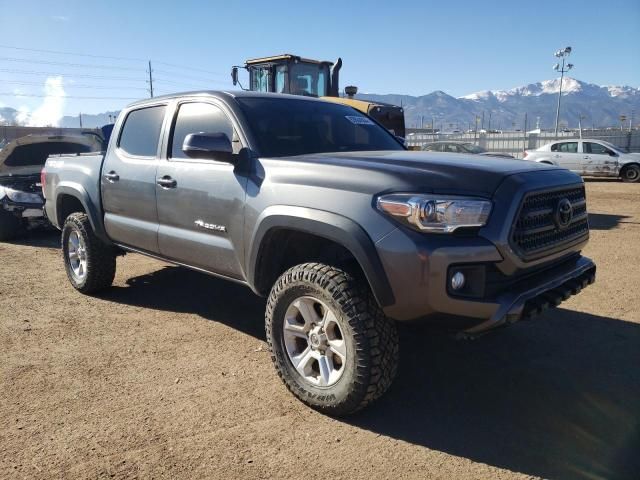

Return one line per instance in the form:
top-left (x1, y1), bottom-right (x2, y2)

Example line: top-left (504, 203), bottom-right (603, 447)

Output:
top-left (101, 104), bottom-right (167, 253)
top-left (155, 101), bottom-right (248, 279)
top-left (583, 141), bottom-right (618, 176)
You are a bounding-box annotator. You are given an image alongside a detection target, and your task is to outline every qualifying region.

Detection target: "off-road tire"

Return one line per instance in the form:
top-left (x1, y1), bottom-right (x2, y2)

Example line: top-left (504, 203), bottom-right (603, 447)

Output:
top-left (0, 210), bottom-right (23, 241)
top-left (621, 164), bottom-right (640, 183)
top-left (266, 262), bottom-right (399, 416)
top-left (62, 212), bottom-right (116, 294)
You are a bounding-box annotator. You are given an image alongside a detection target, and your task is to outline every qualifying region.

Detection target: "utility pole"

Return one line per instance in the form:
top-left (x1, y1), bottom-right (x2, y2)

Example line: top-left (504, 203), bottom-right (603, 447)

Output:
top-left (630, 110), bottom-right (635, 132)
top-left (553, 47), bottom-right (574, 138)
top-left (147, 60), bottom-right (154, 98)
top-left (79, 113), bottom-right (83, 128)
top-left (481, 111), bottom-right (485, 130)
top-left (488, 112), bottom-right (492, 131)
top-left (523, 112), bottom-right (528, 155)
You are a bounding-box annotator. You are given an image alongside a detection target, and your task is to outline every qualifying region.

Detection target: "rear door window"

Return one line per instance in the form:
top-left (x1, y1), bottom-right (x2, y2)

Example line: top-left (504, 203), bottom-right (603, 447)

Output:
top-left (557, 142), bottom-right (578, 153)
top-left (118, 105), bottom-right (166, 157)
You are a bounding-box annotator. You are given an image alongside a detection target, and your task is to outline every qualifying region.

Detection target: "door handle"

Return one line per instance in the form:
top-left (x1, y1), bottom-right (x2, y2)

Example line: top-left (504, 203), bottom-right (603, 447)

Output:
top-left (583, 156), bottom-right (590, 159)
top-left (156, 176), bottom-right (177, 188)
top-left (104, 171), bottom-right (119, 182)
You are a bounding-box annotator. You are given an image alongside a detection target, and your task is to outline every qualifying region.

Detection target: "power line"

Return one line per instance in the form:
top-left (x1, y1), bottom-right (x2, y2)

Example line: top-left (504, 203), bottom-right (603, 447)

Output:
top-left (0, 44), bottom-right (145, 62)
top-left (0, 67), bottom-right (143, 82)
top-left (153, 61), bottom-right (228, 78)
top-left (0, 44), bottom-right (229, 78)
top-left (0, 79), bottom-right (148, 90)
top-left (153, 76), bottom-right (225, 87)
top-left (154, 69), bottom-right (228, 82)
top-left (0, 56), bottom-right (143, 71)
top-left (0, 92), bottom-right (139, 100)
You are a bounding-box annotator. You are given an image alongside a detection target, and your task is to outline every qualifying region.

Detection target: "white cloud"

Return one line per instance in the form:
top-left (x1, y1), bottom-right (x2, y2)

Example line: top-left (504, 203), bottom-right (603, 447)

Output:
top-left (52, 15), bottom-right (69, 22)
top-left (18, 76), bottom-right (67, 127)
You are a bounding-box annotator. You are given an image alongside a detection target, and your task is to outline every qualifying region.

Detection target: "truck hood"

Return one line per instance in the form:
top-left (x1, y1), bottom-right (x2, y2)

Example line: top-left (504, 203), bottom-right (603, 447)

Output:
top-left (279, 150), bottom-right (562, 196)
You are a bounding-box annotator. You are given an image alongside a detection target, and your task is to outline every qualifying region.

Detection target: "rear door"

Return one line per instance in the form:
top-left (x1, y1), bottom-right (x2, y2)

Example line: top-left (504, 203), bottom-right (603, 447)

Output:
top-left (550, 141), bottom-right (580, 171)
top-left (101, 104), bottom-right (167, 253)
top-left (155, 100), bottom-right (249, 279)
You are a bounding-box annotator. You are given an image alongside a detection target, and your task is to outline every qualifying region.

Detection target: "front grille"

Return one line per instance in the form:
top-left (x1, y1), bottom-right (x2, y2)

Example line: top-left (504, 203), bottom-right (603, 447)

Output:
top-left (511, 186), bottom-right (589, 260)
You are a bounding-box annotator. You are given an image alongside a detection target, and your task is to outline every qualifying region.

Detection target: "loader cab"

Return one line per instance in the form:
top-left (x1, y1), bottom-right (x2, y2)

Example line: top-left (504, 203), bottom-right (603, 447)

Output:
top-left (233, 54), bottom-right (340, 98)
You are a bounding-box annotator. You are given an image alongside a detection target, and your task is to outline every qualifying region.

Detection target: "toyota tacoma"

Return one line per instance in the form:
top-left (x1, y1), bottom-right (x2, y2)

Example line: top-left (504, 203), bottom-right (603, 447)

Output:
top-left (43, 92), bottom-right (596, 415)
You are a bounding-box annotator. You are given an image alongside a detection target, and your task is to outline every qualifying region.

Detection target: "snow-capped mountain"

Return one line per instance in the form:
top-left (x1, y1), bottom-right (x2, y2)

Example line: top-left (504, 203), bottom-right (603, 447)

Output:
top-left (358, 78), bottom-right (639, 130)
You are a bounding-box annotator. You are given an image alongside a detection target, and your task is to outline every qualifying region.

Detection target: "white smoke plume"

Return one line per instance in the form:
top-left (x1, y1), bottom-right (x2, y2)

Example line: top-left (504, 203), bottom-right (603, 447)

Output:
top-left (18, 76), bottom-right (67, 127)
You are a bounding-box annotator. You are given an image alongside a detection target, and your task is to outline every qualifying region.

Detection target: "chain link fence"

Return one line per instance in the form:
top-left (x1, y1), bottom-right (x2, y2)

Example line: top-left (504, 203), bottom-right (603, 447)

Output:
top-left (406, 129), bottom-right (640, 158)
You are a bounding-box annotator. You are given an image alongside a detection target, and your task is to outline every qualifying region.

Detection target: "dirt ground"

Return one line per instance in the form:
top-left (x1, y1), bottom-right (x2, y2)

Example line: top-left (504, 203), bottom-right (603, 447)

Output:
top-left (1, 180), bottom-right (639, 480)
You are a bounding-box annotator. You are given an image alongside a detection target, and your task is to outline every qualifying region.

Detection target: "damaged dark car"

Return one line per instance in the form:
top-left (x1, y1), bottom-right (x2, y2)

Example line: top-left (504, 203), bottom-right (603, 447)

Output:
top-left (0, 133), bottom-right (105, 240)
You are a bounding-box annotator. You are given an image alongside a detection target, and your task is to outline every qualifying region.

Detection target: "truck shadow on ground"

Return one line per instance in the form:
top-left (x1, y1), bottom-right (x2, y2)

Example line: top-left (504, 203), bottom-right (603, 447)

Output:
top-left (588, 213), bottom-right (636, 230)
top-left (100, 266), bottom-right (639, 480)
top-left (583, 178), bottom-right (624, 183)
top-left (6, 229), bottom-right (59, 249)
top-left (351, 309), bottom-right (640, 480)
top-left (100, 266), bottom-right (267, 339)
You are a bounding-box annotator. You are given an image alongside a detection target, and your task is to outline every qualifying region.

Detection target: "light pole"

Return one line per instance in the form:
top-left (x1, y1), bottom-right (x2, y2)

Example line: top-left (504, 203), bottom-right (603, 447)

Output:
top-left (553, 46), bottom-right (574, 138)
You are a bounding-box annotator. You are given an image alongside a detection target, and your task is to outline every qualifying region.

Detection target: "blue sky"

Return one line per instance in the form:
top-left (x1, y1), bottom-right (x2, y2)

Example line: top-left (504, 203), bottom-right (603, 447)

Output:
top-left (0, 0), bottom-right (638, 120)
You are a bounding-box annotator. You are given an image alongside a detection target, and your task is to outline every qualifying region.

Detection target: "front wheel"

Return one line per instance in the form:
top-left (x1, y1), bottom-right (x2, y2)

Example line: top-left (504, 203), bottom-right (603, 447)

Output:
top-left (266, 263), bottom-right (399, 416)
top-left (621, 164), bottom-right (640, 183)
top-left (62, 212), bottom-right (116, 294)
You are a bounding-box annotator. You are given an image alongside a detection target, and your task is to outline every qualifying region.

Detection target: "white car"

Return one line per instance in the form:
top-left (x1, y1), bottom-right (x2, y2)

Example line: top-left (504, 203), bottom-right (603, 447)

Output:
top-left (523, 139), bottom-right (640, 183)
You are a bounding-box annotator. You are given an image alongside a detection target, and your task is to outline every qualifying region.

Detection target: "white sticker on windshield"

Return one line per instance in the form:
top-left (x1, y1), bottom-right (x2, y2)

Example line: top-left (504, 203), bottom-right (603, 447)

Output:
top-left (345, 115), bottom-right (375, 125)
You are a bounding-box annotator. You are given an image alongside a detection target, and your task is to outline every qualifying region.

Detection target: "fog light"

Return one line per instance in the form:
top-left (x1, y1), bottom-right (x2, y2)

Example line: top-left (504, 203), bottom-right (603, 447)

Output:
top-left (451, 271), bottom-right (466, 290)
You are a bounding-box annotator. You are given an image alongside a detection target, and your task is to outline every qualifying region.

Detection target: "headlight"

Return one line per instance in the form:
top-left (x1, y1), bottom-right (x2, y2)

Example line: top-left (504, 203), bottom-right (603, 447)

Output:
top-left (4, 187), bottom-right (42, 204)
top-left (377, 193), bottom-right (492, 233)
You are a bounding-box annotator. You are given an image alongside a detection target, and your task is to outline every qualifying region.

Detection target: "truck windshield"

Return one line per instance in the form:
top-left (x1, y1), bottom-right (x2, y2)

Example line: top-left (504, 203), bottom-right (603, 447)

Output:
top-left (237, 97), bottom-right (404, 157)
top-left (288, 63), bottom-right (328, 97)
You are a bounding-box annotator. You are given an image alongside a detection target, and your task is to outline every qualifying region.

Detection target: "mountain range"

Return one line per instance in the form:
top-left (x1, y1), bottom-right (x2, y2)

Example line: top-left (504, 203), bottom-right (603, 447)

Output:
top-left (357, 78), bottom-right (639, 130)
top-left (1, 78), bottom-right (638, 131)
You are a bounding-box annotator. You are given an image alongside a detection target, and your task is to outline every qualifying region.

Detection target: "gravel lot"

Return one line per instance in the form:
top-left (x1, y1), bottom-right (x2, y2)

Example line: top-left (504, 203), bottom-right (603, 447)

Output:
top-left (1, 180), bottom-right (638, 480)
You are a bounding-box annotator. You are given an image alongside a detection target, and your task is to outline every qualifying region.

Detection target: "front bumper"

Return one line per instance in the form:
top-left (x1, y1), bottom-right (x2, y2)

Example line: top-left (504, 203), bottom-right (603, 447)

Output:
top-left (375, 226), bottom-right (595, 331)
top-left (1, 198), bottom-right (46, 225)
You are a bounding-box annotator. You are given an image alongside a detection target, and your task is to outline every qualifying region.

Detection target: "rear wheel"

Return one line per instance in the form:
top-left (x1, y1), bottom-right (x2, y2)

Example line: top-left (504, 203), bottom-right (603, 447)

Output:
top-left (621, 164), bottom-right (640, 183)
top-left (62, 213), bottom-right (116, 293)
top-left (266, 263), bottom-right (399, 416)
top-left (0, 210), bottom-right (22, 241)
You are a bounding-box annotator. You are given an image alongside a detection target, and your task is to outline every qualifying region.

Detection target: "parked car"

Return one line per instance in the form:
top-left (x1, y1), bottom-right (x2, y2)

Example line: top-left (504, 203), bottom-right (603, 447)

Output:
top-left (523, 139), bottom-right (640, 182)
top-left (422, 141), bottom-right (514, 158)
top-left (43, 92), bottom-right (595, 415)
top-left (0, 133), bottom-right (106, 240)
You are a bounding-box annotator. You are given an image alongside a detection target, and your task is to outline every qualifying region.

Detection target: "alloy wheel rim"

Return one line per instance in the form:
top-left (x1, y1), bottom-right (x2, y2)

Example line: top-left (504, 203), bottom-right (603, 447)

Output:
top-left (282, 296), bottom-right (346, 387)
top-left (67, 229), bottom-right (88, 282)
top-left (626, 168), bottom-right (639, 180)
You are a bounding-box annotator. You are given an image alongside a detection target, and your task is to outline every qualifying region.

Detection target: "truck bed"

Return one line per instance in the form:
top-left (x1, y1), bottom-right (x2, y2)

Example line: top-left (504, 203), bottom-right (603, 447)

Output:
top-left (43, 152), bottom-right (105, 230)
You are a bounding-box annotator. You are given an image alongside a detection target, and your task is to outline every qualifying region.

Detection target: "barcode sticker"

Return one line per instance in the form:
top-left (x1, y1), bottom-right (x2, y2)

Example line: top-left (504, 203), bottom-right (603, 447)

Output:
top-left (345, 115), bottom-right (375, 125)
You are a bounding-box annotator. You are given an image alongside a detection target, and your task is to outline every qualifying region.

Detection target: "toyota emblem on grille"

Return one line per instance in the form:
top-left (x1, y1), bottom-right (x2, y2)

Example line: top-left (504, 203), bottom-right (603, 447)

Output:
top-left (555, 198), bottom-right (573, 229)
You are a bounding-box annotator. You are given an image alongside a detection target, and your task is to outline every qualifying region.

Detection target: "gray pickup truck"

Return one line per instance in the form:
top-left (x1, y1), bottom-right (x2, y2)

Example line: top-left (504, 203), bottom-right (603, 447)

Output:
top-left (43, 91), bottom-right (596, 415)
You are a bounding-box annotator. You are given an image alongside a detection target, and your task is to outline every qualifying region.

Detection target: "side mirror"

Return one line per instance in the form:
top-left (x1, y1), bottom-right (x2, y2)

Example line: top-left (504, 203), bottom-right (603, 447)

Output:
top-left (608, 150), bottom-right (617, 157)
top-left (182, 133), bottom-right (234, 163)
top-left (231, 67), bottom-right (238, 86)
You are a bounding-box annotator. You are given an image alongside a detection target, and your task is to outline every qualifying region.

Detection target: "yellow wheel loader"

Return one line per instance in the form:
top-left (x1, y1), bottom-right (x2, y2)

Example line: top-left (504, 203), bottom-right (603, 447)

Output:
top-left (232, 54), bottom-right (405, 138)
